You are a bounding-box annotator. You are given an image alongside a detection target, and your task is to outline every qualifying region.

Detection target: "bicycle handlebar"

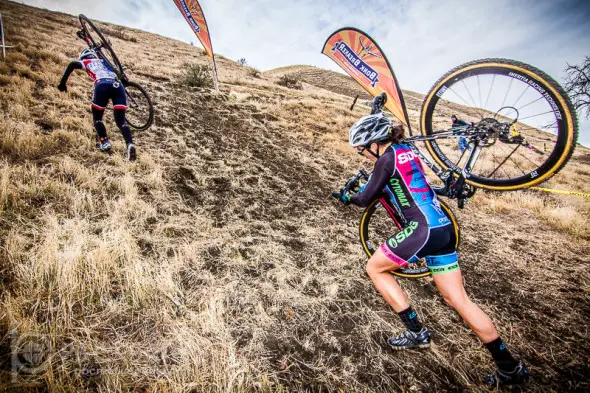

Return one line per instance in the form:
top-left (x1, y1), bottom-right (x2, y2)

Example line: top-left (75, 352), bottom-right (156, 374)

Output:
top-left (331, 168), bottom-right (370, 202)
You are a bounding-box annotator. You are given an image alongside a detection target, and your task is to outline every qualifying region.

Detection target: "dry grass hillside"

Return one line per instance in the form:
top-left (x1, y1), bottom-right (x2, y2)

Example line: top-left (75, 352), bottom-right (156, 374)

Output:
top-left (0, 1), bottom-right (589, 392)
top-left (263, 65), bottom-right (426, 115)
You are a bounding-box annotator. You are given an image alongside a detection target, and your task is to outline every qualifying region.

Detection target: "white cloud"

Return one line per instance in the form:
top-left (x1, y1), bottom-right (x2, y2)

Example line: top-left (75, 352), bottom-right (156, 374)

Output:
top-left (18, 0), bottom-right (590, 145)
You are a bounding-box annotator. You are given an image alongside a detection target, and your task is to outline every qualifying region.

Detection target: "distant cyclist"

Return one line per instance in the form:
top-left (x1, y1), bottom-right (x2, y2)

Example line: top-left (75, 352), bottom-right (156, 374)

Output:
top-left (451, 114), bottom-right (470, 153)
top-left (335, 96), bottom-right (529, 386)
top-left (57, 48), bottom-right (136, 161)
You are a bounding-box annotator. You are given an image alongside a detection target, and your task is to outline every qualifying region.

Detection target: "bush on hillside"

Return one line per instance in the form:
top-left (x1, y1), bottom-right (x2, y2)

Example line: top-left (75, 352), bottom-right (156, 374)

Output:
top-left (181, 63), bottom-right (214, 88)
top-left (276, 74), bottom-right (302, 90)
top-left (247, 66), bottom-right (261, 78)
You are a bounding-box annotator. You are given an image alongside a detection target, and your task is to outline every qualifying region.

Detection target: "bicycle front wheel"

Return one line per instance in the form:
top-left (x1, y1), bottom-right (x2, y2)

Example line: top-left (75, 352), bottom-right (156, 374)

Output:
top-left (79, 14), bottom-right (124, 77)
top-left (359, 198), bottom-right (460, 279)
top-left (123, 81), bottom-right (154, 131)
top-left (420, 58), bottom-right (578, 191)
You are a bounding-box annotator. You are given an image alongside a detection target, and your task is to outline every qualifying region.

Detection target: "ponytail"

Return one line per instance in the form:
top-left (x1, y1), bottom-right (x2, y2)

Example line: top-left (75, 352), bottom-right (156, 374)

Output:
top-left (378, 124), bottom-right (405, 145)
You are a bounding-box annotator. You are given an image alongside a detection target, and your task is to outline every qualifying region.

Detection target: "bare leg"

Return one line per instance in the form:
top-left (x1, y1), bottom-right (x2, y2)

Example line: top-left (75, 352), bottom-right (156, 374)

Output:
top-left (365, 247), bottom-right (409, 312)
top-left (433, 269), bottom-right (499, 343)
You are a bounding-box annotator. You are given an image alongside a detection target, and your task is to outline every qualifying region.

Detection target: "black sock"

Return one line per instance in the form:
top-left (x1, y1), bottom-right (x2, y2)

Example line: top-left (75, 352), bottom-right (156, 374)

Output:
top-left (398, 306), bottom-right (423, 333)
top-left (484, 337), bottom-right (519, 372)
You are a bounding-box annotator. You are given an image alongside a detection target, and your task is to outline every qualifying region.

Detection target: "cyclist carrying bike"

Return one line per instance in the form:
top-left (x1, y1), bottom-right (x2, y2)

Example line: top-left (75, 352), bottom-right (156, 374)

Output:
top-left (335, 96), bottom-right (528, 386)
top-left (57, 48), bottom-right (136, 161)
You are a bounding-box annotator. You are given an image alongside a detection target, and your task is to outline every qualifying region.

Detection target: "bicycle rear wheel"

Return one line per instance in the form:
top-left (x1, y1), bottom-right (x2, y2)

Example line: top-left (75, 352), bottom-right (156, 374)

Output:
top-left (359, 198), bottom-right (460, 279)
top-left (420, 58), bottom-right (578, 191)
top-left (79, 14), bottom-right (124, 77)
top-left (123, 81), bottom-right (154, 131)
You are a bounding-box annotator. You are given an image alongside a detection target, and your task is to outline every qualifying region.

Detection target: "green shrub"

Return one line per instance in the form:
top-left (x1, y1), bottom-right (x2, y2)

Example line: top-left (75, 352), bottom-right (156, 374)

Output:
top-left (181, 63), bottom-right (214, 88)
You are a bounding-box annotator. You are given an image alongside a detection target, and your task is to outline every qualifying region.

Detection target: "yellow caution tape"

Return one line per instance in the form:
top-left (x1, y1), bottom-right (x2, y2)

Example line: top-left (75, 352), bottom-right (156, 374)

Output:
top-left (529, 187), bottom-right (590, 198)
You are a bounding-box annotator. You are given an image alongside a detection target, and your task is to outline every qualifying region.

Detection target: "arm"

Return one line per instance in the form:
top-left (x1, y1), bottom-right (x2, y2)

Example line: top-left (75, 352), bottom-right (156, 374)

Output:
top-left (349, 152), bottom-right (395, 207)
top-left (58, 61), bottom-right (84, 91)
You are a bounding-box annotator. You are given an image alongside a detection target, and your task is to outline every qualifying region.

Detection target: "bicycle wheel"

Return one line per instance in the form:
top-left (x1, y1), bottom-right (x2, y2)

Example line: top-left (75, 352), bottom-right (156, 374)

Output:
top-left (79, 14), bottom-right (124, 77)
top-left (123, 81), bottom-right (154, 131)
top-left (420, 58), bottom-right (578, 191)
top-left (359, 198), bottom-right (460, 279)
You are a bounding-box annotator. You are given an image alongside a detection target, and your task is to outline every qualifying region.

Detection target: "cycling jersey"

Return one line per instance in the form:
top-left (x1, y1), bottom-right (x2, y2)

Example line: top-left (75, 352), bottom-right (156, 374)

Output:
top-left (350, 144), bottom-right (458, 272)
top-left (350, 144), bottom-right (450, 227)
top-left (59, 60), bottom-right (125, 111)
top-left (80, 59), bottom-right (118, 82)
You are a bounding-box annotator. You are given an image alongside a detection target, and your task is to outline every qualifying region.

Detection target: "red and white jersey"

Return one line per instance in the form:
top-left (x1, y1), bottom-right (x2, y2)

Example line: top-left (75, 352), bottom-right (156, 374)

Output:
top-left (80, 59), bottom-right (118, 82)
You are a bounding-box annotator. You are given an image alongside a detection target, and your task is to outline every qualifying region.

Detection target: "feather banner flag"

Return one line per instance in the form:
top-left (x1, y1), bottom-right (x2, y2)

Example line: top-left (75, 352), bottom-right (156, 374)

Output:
top-left (322, 27), bottom-right (410, 128)
top-left (173, 0), bottom-right (219, 90)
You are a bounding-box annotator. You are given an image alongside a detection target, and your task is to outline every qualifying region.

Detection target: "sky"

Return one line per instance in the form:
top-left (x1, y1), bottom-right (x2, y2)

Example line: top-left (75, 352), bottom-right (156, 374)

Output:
top-left (17, 0), bottom-right (590, 146)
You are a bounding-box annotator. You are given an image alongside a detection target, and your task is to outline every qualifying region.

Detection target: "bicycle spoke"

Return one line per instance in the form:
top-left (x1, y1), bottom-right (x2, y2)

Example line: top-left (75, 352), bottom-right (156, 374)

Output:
top-left (477, 75), bottom-right (483, 109)
top-left (500, 77), bottom-right (513, 109)
top-left (519, 110), bottom-right (555, 121)
top-left (517, 95), bottom-right (545, 111)
top-left (487, 143), bottom-right (523, 177)
top-left (485, 74), bottom-right (495, 109)
top-left (461, 80), bottom-right (484, 119)
top-left (447, 86), bottom-right (477, 112)
top-left (512, 84), bottom-right (530, 108)
top-left (515, 147), bottom-right (543, 168)
top-left (127, 92), bottom-right (138, 106)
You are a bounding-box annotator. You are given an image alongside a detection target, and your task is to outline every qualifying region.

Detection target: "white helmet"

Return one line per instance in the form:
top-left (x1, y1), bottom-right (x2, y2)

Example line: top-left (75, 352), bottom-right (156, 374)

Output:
top-left (79, 48), bottom-right (98, 60)
top-left (349, 113), bottom-right (393, 147)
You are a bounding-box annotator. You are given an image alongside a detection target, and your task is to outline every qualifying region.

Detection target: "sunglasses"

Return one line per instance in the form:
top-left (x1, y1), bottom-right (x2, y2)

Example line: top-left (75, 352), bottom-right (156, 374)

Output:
top-left (356, 147), bottom-right (366, 155)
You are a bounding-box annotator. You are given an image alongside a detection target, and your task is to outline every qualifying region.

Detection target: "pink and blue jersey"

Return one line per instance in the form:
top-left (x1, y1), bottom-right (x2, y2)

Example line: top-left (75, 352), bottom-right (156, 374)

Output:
top-left (350, 144), bottom-right (450, 228)
top-left (350, 144), bottom-right (458, 271)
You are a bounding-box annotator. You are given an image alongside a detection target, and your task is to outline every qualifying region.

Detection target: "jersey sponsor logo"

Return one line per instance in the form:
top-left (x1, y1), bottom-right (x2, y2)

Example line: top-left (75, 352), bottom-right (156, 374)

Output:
top-left (84, 59), bottom-right (117, 81)
top-left (431, 198), bottom-right (444, 216)
top-left (389, 178), bottom-right (411, 208)
top-left (430, 262), bottom-right (459, 275)
top-left (387, 221), bottom-right (418, 248)
top-left (397, 151), bottom-right (417, 164)
top-left (330, 41), bottom-right (380, 87)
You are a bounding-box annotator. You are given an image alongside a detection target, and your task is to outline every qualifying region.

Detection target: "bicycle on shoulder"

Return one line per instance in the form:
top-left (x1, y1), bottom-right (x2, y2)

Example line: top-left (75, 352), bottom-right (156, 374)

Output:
top-left (77, 14), bottom-right (154, 131)
top-left (332, 58), bottom-right (578, 278)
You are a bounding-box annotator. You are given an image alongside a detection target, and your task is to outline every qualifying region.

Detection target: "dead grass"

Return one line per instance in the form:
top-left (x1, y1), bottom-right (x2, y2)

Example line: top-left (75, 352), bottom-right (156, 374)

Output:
top-left (0, 2), bottom-right (588, 393)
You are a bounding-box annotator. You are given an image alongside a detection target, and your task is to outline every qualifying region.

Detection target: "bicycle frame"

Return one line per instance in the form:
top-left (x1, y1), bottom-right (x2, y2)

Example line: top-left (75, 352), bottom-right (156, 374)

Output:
top-left (404, 132), bottom-right (481, 181)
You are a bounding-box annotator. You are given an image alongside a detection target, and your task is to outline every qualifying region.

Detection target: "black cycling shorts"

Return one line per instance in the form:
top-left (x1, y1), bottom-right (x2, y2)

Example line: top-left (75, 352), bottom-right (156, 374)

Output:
top-left (379, 220), bottom-right (459, 274)
top-left (92, 79), bottom-right (127, 111)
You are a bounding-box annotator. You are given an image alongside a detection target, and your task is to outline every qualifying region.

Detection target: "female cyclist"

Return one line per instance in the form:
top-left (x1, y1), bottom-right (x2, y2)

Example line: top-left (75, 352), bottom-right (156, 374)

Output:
top-left (336, 109), bottom-right (529, 387)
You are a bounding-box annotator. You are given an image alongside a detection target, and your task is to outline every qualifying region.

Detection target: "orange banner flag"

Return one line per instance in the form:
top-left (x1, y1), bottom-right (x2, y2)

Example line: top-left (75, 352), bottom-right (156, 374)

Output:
top-left (173, 0), bottom-right (214, 59)
top-left (322, 27), bottom-right (410, 128)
